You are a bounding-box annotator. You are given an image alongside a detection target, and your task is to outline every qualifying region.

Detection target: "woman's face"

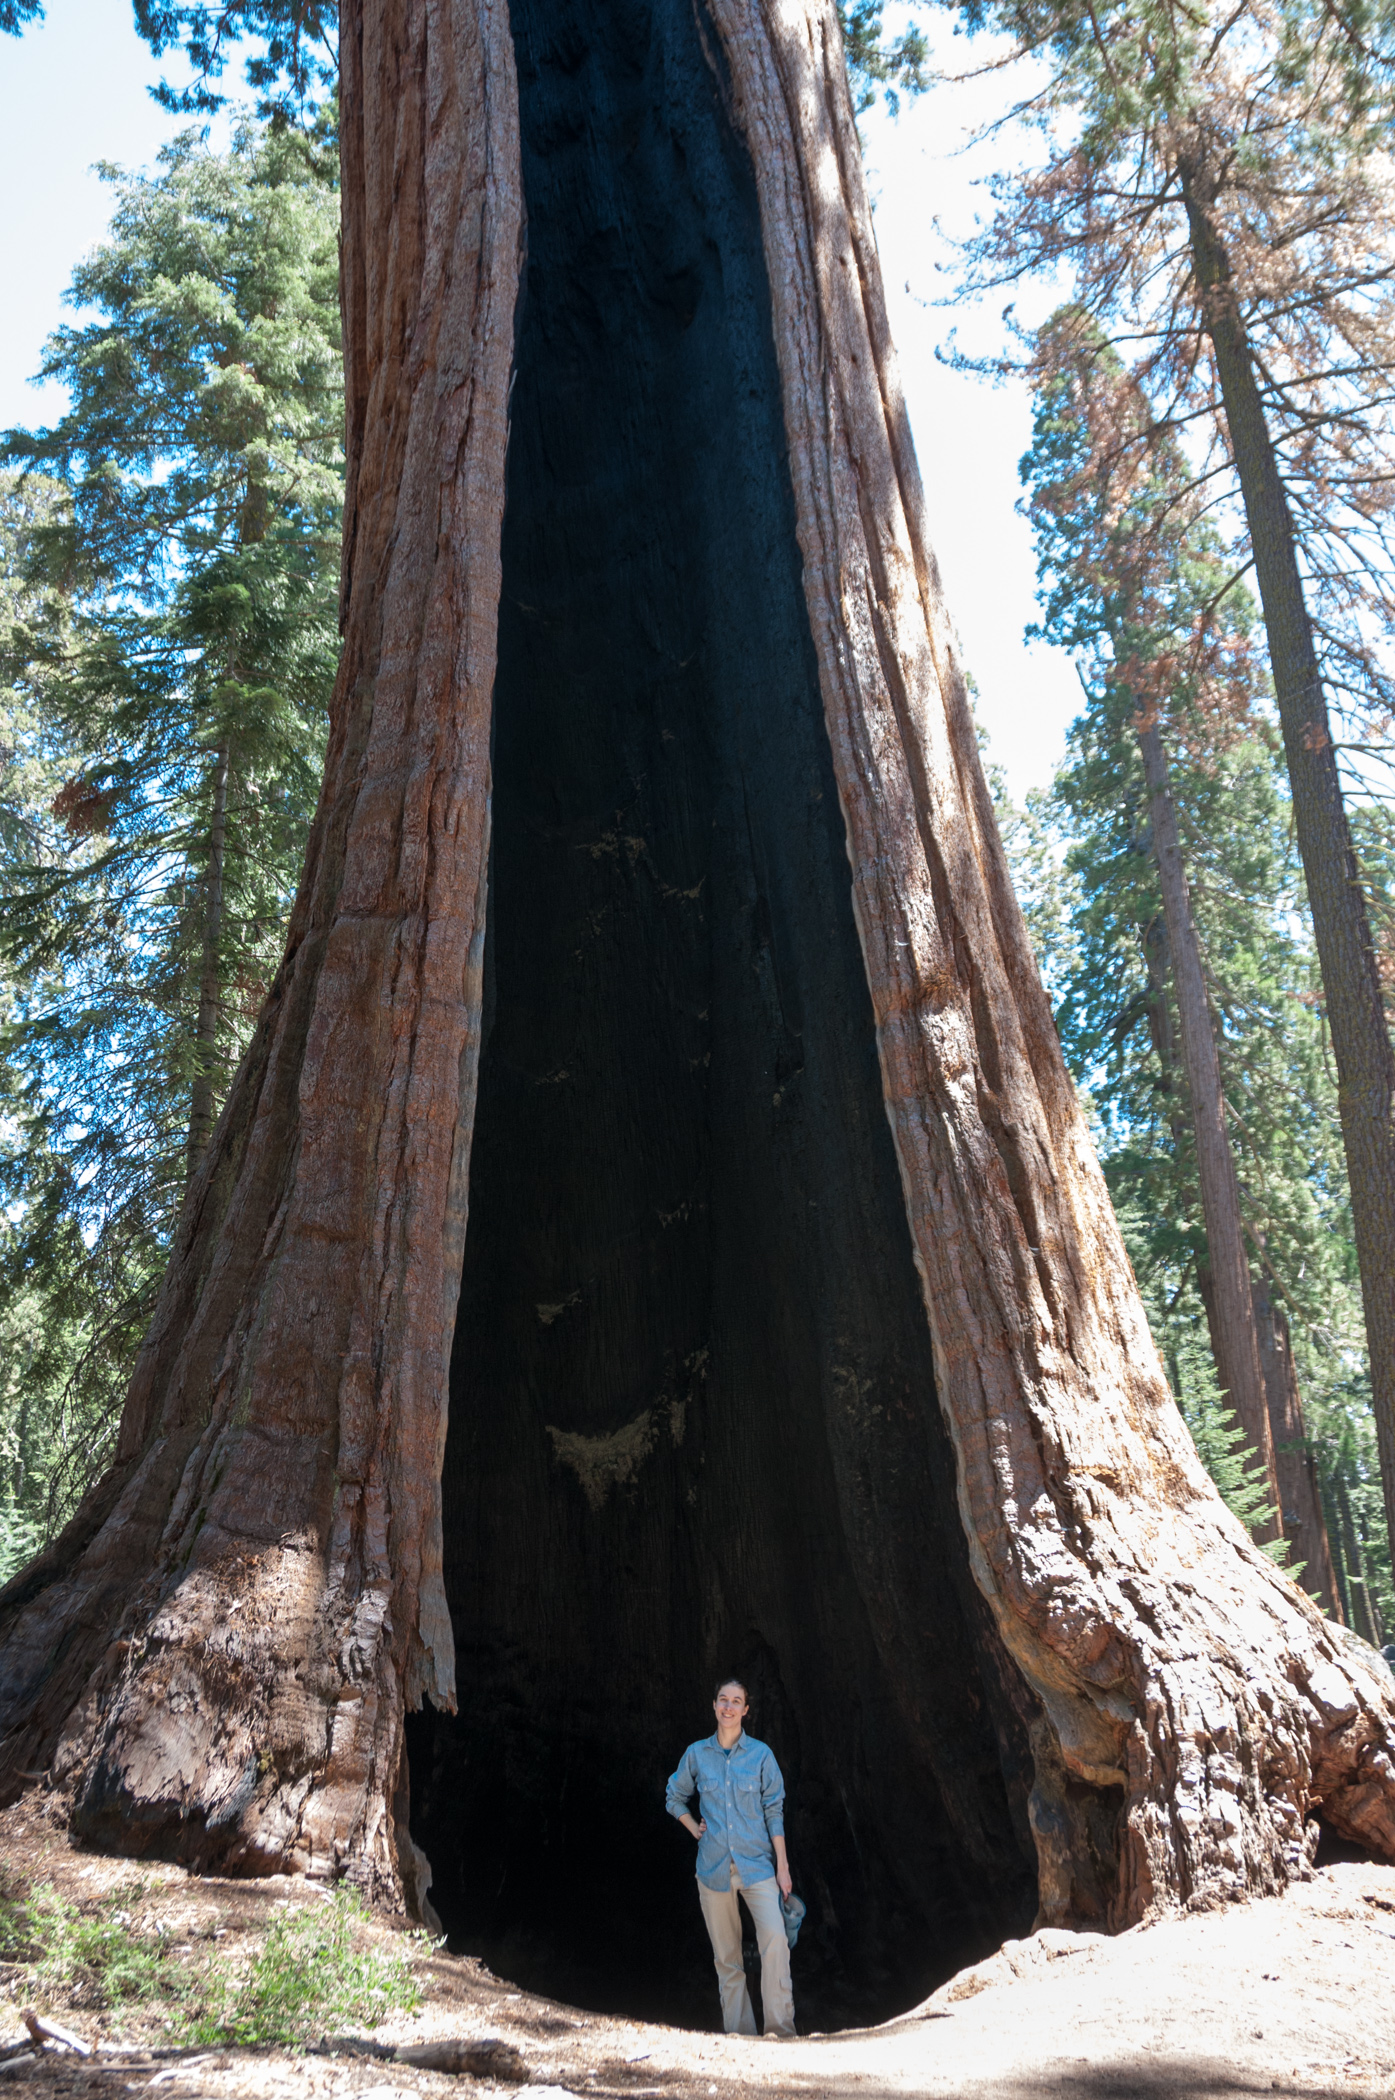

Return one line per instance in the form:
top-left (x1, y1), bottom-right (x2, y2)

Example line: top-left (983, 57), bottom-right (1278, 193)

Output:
top-left (713, 1683), bottom-right (749, 1730)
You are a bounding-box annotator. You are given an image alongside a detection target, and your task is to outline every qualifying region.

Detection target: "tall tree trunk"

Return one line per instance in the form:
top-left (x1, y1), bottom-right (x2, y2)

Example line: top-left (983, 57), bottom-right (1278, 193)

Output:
top-left (1134, 709), bottom-right (1280, 1532)
top-left (1252, 1280), bottom-right (1343, 1618)
top-left (1140, 909), bottom-right (1201, 1183)
top-left (1180, 159), bottom-right (1395, 1551)
top-left (0, 0), bottom-right (522, 1892)
top-left (1323, 1465), bottom-right (1355, 1626)
top-left (1334, 1467), bottom-right (1383, 1647)
top-left (1, 0), bottom-right (1393, 1940)
top-left (186, 742), bottom-right (230, 1184)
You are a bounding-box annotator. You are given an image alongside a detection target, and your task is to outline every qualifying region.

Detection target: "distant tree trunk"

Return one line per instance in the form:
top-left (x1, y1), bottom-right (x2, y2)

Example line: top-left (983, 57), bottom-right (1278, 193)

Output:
top-left (1334, 1468), bottom-right (1384, 1647)
top-left (186, 742), bottom-right (230, 1183)
top-left (1140, 911), bottom-right (1199, 1176)
top-left (1133, 708), bottom-right (1345, 1598)
top-left (1323, 1467), bottom-right (1355, 1626)
top-left (1180, 158), bottom-right (1395, 1553)
top-left (1, 0), bottom-right (1393, 1928)
top-left (1134, 709), bottom-right (1281, 1534)
top-left (11, 1368), bottom-right (31, 1506)
top-left (1252, 1280), bottom-right (1343, 1618)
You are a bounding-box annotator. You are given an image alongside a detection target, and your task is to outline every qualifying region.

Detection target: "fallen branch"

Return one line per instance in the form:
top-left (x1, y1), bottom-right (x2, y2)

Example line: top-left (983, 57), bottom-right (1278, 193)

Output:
top-left (393, 2035), bottom-right (531, 2081)
top-left (22, 2010), bottom-right (92, 2056)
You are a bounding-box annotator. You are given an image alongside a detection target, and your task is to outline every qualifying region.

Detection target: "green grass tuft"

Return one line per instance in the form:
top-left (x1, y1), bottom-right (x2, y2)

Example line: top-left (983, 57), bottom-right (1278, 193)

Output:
top-left (0, 1876), bottom-right (192, 2013)
top-left (0, 1873), bottom-right (421, 2048)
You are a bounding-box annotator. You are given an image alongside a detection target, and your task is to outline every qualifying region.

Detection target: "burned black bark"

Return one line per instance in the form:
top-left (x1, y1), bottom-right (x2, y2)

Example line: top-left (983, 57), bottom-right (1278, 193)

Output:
top-left (407, 0), bottom-right (1036, 2025)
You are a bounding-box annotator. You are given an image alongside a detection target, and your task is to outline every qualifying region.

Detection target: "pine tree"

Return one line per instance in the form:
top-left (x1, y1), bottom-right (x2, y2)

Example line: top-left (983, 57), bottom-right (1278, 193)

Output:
top-left (0, 475), bottom-right (79, 1581)
top-left (838, 0), bottom-right (930, 111)
top-left (0, 120), bottom-right (342, 1566)
top-left (1156, 1307), bottom-right (1286, 1542)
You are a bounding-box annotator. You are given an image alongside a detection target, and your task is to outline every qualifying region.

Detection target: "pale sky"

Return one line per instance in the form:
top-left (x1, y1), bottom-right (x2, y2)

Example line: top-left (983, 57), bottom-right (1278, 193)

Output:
top-left (0, 1), bottom-right (1080, 801)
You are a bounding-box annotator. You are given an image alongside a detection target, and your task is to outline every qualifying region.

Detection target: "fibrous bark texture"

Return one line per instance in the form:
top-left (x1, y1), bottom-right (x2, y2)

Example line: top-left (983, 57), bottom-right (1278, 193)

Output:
top-left (1, 0), bottom-right (1392, 2017)
top-left (0, 0), bottom-right (522, 1890)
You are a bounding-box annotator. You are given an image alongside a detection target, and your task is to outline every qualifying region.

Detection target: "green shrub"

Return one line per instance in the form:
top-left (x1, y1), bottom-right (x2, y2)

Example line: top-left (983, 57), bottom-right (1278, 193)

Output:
top-left (0, 1876), bottom-right (421, 2047)
top-left (0, 1879), bottom-right (188, 2012)
top-left (183, 1889), bottom-right (421, 2047)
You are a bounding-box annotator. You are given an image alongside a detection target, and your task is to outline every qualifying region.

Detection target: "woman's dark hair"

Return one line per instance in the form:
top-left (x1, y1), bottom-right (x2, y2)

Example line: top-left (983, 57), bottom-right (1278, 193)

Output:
top-left (713, 1676), bottom-right (749, 1701)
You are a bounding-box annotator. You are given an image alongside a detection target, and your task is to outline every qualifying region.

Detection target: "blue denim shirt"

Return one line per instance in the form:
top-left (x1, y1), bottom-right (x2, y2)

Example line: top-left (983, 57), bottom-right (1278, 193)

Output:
top-left (665, 1732), bottom-right (786, 1892)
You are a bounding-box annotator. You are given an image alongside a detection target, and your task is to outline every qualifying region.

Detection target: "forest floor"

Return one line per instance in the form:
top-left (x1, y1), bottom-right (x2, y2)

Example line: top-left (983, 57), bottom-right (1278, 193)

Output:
top-left (2, 1794), bottom-right (1394, 2100)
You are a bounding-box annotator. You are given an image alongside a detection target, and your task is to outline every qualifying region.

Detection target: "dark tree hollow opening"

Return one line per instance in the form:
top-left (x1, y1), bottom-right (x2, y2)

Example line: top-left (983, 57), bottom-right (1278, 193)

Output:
top-left (406, 0), bottom-right (1038, 2030)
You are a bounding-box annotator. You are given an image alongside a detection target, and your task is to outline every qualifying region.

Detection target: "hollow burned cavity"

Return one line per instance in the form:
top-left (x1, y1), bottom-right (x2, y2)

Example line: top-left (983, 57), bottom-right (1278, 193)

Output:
top-left (406, 0), bottom-right (1039, 2030)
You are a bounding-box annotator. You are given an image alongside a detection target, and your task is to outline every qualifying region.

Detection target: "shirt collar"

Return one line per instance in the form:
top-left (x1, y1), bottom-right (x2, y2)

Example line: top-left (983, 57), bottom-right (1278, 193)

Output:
top-left (711, 1729), bottom-right (746, 1752)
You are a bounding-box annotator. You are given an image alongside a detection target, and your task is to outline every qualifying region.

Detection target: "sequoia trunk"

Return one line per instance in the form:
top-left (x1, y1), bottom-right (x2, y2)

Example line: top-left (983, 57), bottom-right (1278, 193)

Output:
top-left (1, 0), bottom-right (1394, 1999)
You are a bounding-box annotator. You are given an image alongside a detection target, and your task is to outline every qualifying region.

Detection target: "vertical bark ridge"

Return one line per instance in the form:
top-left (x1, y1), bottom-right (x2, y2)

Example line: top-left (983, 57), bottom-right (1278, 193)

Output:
top-left (0, 0), bottom-right (523, 1897)
top-left (704, 0), bottom-right (1395, 1921)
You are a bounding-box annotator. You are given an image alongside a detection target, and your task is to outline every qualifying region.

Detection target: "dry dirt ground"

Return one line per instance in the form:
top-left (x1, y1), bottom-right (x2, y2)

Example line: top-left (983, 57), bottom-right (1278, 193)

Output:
top-left (3, 1795), bottom-right (1395, 2100)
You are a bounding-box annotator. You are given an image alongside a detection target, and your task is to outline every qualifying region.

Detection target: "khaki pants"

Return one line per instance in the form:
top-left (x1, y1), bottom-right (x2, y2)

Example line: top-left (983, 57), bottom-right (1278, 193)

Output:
top-left (696, 1863), bottom-right (795, 2037)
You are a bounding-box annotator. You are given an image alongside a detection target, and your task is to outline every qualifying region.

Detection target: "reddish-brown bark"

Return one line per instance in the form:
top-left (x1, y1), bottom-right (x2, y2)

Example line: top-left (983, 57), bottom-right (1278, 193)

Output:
top-left (0, 0), bottom-right (522, 1894)
top-left (1, 0), bottom-right (1392, 1938)
top-left (704, 0), bottom-right (1395, 1916)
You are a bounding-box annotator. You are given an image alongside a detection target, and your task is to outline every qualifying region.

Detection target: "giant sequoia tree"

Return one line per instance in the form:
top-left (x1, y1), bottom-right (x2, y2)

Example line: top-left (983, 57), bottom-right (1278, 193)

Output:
top-left (2, 0), bottom-right (1395, 2026)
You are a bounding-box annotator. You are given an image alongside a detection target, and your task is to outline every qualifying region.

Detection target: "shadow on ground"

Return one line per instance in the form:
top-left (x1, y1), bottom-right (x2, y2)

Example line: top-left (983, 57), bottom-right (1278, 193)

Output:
top-left (746, 2055), bottom-right (1375, 2100)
